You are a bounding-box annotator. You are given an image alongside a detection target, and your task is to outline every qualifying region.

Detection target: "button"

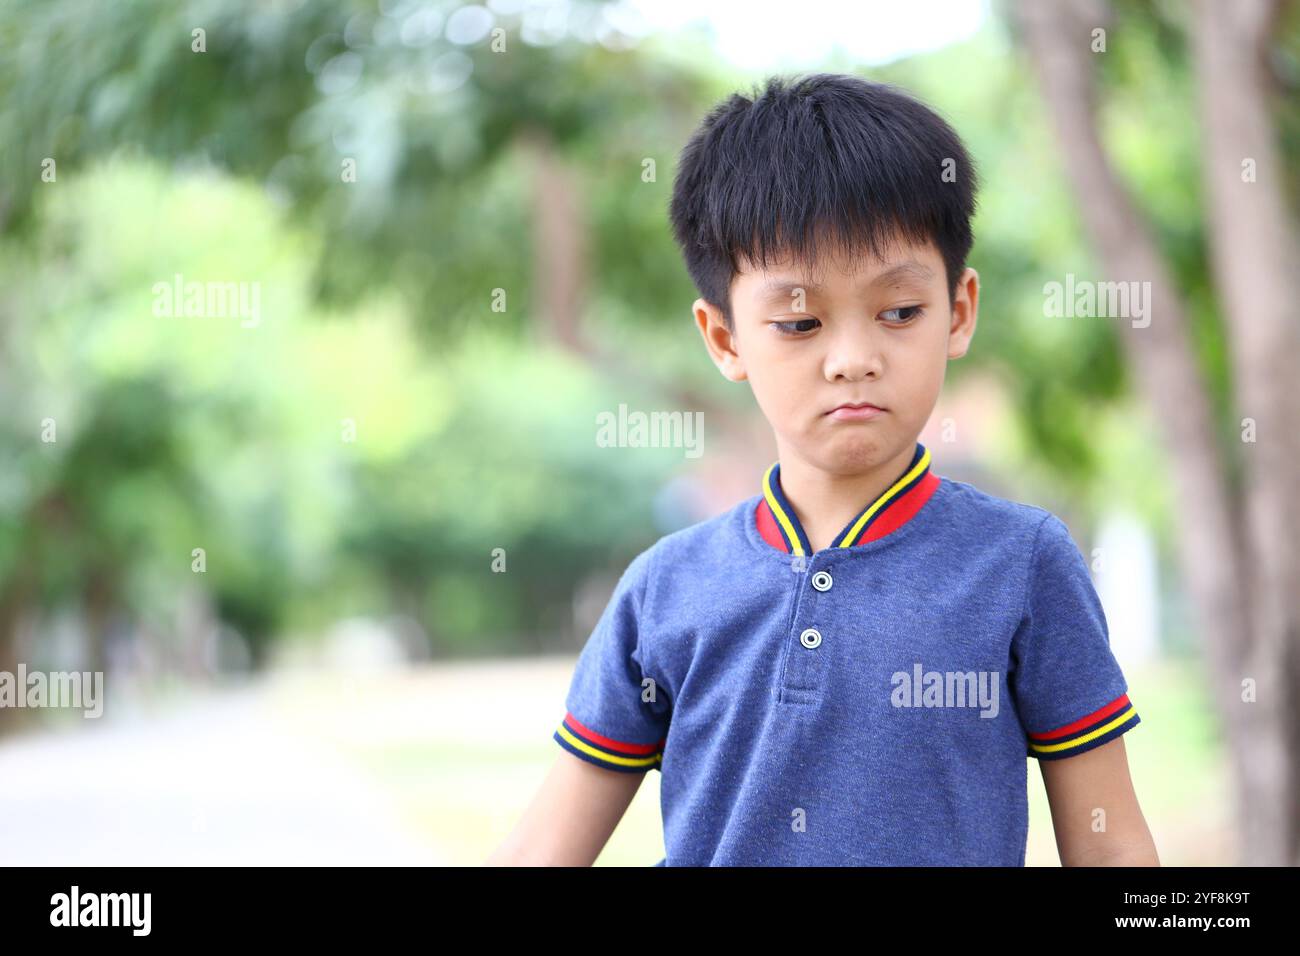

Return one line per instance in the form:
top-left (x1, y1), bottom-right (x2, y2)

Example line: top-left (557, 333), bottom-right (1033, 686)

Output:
top-left (811, 570), bottom-right (833, 591)
top-left (799, 627), bottom-right (822, 649)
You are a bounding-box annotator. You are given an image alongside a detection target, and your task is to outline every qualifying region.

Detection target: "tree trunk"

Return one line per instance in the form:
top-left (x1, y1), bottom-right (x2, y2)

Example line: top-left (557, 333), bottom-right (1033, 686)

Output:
top-left (0, 571), bottom-right (37, 737)
top-left (1189, 0), bottom-right (1300, 866)
top-left (524, 125), bottom-right (590, 355)
top-left (1014, 0), bottom-right (1299, 864)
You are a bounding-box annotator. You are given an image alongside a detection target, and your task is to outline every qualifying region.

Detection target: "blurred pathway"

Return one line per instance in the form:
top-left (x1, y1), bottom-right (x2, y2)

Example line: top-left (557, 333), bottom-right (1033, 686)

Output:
top-left (0, 677), bottom-right (446, 865)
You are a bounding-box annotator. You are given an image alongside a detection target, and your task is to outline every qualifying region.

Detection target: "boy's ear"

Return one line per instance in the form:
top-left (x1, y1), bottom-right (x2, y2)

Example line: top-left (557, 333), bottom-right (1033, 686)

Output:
top-left (947, 267), bottom-right (979, 360)
top-left (693, 297), bottom-right (748, 382)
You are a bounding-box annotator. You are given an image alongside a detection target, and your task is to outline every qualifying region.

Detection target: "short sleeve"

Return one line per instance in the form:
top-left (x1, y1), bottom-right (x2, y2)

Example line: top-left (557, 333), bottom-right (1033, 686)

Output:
top-left (1010, 513), bottom-right (1141, 761)
top-left (552, 548), bottom-right (670, 773)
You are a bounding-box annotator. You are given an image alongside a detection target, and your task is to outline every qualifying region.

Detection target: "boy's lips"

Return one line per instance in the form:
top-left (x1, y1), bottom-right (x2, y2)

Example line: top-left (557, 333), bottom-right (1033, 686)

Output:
top-left (826, 401), bottom-right (886, 422)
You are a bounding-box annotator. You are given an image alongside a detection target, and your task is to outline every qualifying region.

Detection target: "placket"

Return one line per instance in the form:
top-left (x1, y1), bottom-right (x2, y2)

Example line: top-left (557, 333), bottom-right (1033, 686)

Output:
top-left (777, 551), bottom-right (839, 705)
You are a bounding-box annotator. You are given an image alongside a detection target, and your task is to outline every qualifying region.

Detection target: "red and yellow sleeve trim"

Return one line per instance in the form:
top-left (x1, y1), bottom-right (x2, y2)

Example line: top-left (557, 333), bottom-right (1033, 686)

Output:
top-left (553, 711), bottom-right (665, 773)
top-left (1026, 693), bottom-right (1141, 760)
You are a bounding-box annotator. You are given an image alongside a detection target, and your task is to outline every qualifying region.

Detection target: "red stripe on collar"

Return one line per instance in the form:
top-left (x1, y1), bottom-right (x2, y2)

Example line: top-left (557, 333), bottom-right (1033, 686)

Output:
top-left (756, 497), bottom-right (787, 551)
top-left (852, 470), bottom-right (940, 545)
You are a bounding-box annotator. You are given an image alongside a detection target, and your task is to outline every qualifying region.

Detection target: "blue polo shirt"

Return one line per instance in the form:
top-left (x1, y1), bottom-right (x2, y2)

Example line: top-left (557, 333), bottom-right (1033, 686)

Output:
top-left (552, 442), bottom-right (1142, 865)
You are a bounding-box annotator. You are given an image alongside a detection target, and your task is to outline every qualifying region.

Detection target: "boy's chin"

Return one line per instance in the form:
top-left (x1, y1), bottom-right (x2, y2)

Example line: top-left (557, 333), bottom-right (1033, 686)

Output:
top-left (801, 434), bottom-right (905, 475)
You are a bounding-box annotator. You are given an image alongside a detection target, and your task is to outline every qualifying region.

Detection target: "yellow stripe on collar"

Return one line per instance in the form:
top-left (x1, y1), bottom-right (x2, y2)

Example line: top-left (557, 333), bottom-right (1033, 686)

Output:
top-left (835, 445), bottom-right (932, 548)
top-left (763, 462), bottom-right (806, 557)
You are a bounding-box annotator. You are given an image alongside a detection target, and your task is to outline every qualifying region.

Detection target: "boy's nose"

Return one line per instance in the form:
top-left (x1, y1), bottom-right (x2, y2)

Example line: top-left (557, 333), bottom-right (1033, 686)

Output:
top-left (824, 327), bottom-right (884, 381)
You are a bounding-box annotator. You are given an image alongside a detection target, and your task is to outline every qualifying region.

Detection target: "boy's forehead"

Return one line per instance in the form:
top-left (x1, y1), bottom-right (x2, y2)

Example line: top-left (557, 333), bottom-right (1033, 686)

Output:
top-left (733, 235), bottom-right (943, 295)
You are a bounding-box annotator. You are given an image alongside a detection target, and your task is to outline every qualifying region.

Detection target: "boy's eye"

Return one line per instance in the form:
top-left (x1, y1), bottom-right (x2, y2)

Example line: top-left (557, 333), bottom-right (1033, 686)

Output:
top-left (773, 317), bottom-right (821, 335)
top-left (881, 305), bottom-right (923, 324)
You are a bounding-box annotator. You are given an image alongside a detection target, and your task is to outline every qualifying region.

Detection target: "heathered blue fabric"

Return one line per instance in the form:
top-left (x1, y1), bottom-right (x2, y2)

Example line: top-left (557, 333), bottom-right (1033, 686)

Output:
top-left (557, 473), bottom-right (1138, 865)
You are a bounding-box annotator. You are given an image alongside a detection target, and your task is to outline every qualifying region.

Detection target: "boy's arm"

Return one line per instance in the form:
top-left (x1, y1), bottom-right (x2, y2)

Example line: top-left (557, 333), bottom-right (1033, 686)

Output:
top-left (1040, 736), bottom-right (1159, 866)
top-left (486, 750), bottom-right (647, 866)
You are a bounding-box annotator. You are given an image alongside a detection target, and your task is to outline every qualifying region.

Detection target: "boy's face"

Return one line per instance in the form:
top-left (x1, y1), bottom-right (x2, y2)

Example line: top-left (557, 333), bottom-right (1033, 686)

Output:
top-left (693, 234), bottom-right (978, 476)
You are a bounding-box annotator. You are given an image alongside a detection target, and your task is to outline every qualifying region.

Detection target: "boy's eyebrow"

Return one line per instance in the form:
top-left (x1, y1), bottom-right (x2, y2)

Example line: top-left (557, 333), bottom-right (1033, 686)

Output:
top-left (755, 278), bottom-right (827, 303)
top-left (755, 261), bottom-right (935, 303)
top-left (873, 261), bottom-right (936, 287)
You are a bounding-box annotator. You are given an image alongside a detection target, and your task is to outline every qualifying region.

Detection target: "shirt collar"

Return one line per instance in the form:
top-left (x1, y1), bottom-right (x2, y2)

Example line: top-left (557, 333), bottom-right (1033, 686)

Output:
top-left (755, 441), bottom-right (941, 556)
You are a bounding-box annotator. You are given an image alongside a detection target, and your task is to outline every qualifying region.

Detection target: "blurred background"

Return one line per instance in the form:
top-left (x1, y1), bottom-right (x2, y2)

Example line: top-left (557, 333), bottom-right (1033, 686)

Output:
top-left (1, 0), bottom-right (1298, 866)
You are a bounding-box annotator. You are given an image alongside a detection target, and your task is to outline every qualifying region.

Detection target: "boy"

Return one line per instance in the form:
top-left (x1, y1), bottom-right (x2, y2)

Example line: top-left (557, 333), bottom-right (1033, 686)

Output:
top-left (489, 73), bottom-right (1157, 866)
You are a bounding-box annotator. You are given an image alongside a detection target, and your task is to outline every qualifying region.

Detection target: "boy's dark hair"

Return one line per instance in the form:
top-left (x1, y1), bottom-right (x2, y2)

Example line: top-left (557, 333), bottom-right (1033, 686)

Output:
top-left (668, 72), bottom-right (979, 330)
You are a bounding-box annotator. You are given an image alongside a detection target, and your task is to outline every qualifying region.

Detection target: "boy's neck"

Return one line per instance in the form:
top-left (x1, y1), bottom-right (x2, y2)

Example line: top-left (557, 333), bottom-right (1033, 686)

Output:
top-left (775, 441), bottom-right (920, 553)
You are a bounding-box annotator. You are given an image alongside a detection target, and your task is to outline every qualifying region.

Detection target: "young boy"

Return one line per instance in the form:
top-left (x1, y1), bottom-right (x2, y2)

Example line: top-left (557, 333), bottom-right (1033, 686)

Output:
top-left (489, 73), bottom-right (1157, 866)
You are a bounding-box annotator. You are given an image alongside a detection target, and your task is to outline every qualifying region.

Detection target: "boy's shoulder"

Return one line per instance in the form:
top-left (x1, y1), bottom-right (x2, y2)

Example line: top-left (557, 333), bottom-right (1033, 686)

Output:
top-left (935, 476), bottom-right (1094, 582)
top-left (608, 495), bottom-right (759, 599)
top-left (636, 494), bottom-right (757, 572)
top-left (933, 474), bottom-right (1058, 538)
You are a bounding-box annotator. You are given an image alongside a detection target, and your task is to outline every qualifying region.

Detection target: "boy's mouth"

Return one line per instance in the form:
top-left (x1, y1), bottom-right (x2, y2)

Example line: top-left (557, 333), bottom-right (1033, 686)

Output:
top-left (826, 401), bottom-right (886, 422)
